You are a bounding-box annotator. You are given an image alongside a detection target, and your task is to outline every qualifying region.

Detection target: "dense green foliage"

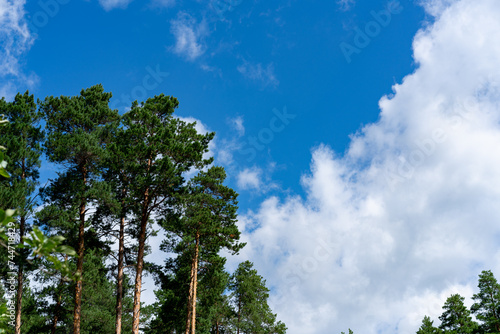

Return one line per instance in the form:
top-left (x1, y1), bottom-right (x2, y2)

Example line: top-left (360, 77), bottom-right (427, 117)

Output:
top-left (229, 261), bottom-right (286, 334)
top-left (0, 86), bottom-right (286, 334)
top-left (471, 270), bottom-right (500, 333)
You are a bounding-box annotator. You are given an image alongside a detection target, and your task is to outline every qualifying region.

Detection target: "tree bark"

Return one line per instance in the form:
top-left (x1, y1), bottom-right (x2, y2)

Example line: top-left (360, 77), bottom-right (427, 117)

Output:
top-left (51, 292), bottom-right (62, 334)
top-left (191, 231), bottom-right (200, 334)
top-left (185, 230), bottom-right (200, 334)
top-left (185, 253), bottom-right (196, 334)
top-left (132, 185), bottom-right (150, 334)
top-left (73, 167), bottom-right (87, 334)
top-left (115, 211), bottom-right (126, 334)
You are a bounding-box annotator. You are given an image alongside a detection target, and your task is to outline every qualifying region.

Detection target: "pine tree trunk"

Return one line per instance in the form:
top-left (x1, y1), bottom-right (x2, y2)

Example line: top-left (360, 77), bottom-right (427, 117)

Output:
top-left (73, 167), bottom-right (87, 334)
top-left (132, 186), bottom-right (150, 334)
top-left (185, 254), bottom-right (196, 334)
top-left (14, 215), bottom-right (24, 334)
top-left (115, 212), bottom-right (126, 334)
top-left (51, 292), bottom-right (62, 334)
top-left (191, 231), bottom-right (200, 334)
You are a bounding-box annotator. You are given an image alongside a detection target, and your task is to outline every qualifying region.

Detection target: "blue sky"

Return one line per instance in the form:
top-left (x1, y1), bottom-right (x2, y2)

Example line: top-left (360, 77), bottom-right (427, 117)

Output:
top-left (3, 0), bottom-right (500, 333)
top-left (18, 0), bottom-right (425, 204)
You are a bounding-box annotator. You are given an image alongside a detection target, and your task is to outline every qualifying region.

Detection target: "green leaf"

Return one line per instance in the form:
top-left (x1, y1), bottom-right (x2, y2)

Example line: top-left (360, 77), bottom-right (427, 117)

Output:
top-left (0, 168), bottom-right (9, 178)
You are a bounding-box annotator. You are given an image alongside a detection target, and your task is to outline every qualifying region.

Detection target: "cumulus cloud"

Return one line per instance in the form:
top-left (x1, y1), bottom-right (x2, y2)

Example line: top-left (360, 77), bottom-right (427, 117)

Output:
top-left (237, 167), bottom-right (262, 191)
top-left (170, 12), bottom-right (207, 61)
top-left (237, 61), bottom-right (279, 88)
top-left (0, 0), bottom-right (36, 99)
top-left (229, 0), bottom-right (500, 333)
top-left (98, 0), bottom-right (133, 11)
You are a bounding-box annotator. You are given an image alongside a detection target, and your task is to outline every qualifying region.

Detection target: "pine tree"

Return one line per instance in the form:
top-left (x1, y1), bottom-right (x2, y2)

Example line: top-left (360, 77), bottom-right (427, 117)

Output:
top-left (40, 84), bottom-right (119, 334)
top-left (29, 257), bottom-right (75, 334)
top-left (80, 249), bottom-right (130, 334)
top-left (416, 316), bottom-right (441, 334)
top-left (165, 166), bottom-right (243, 334)
top-left (120, 94), bottom-right (213, 334)
top-left (0, 91), bottom-right (44, 334)
top-left (19, 279), bottom-right (51, 333)
top-left (471, 270), bottom-right (500, 333)
top-left (145, 252), bottom-right (235, 334)
top-left (439, 294), bottom-right (478, 334)
top-left (196, 254), bottom-right (233, 334)
top-left (145, 252), bottom-right (195, 334)
top-left (92, 120), bottom-right (136, 334)
top-left (230, 261), bottom-right (286, 334)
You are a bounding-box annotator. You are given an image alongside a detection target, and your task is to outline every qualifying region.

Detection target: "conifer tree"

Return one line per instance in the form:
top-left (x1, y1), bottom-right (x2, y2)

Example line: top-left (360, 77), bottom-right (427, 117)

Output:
top-left (120, 95), bottom-right (213, 334)
top-left (471, 270), bottom-right (500, 333)
top-left (196, 254), bottom-right (233, 334)
top-left (93, 120), bottom-right (136, 334)
top-left (230, 261), bottom-right (286, 334)
top-left (0, 91), bottom-right (44, 334)
top-left (165, 166), bottom-right (243, 334)
top-left (19, 281), bottom-right (51, 333)
top-left (79, 248), bottom-right (132, 334)
top-left (145, 252), bottom-right (195, 334)
top-left (416, 316), bottom-right (441, 334)
top-left (40, 84), bottom-right (119, 334)
top-left (439, 294), bottom-right (478, 334)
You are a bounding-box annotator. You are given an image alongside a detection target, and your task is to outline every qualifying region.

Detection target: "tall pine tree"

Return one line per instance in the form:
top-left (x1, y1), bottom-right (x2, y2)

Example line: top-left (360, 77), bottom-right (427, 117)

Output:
top-left (165, 166), bottom-right (243, 334)
top-left (120, 94), bottom-right (213, 333)
top-left (0, 91), bottom-right (44, 334)
top-left (92, 119), bottom-right (137, 334)
top-left (40, 84), bottom-right (119, 334)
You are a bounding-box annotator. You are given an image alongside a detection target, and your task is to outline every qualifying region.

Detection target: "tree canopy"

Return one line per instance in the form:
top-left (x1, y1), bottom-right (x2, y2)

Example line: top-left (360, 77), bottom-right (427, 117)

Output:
top-left (0, 86), bottom-right (286, 334)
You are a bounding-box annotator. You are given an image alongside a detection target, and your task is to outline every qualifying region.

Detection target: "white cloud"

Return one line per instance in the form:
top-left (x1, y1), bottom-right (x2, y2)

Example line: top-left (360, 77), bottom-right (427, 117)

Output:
top-left (178, 115), bottom-right (211, 137)
top-left (237, 167), bottom-right (262, 191)
top-left (230, 115), bottom-right (245, 136)
top-left (170, 12), bottom-right (207, 61)
top-left (237, 61), bottom-right (279, 88)
top-left (229, 0), bottom-right (500, 333)
top-left (177, 116), bottom-right (216, 178)
top-left (0, 0), bottom-right (36, 99)
top-left (98, 0), bottom-right (133, 11)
